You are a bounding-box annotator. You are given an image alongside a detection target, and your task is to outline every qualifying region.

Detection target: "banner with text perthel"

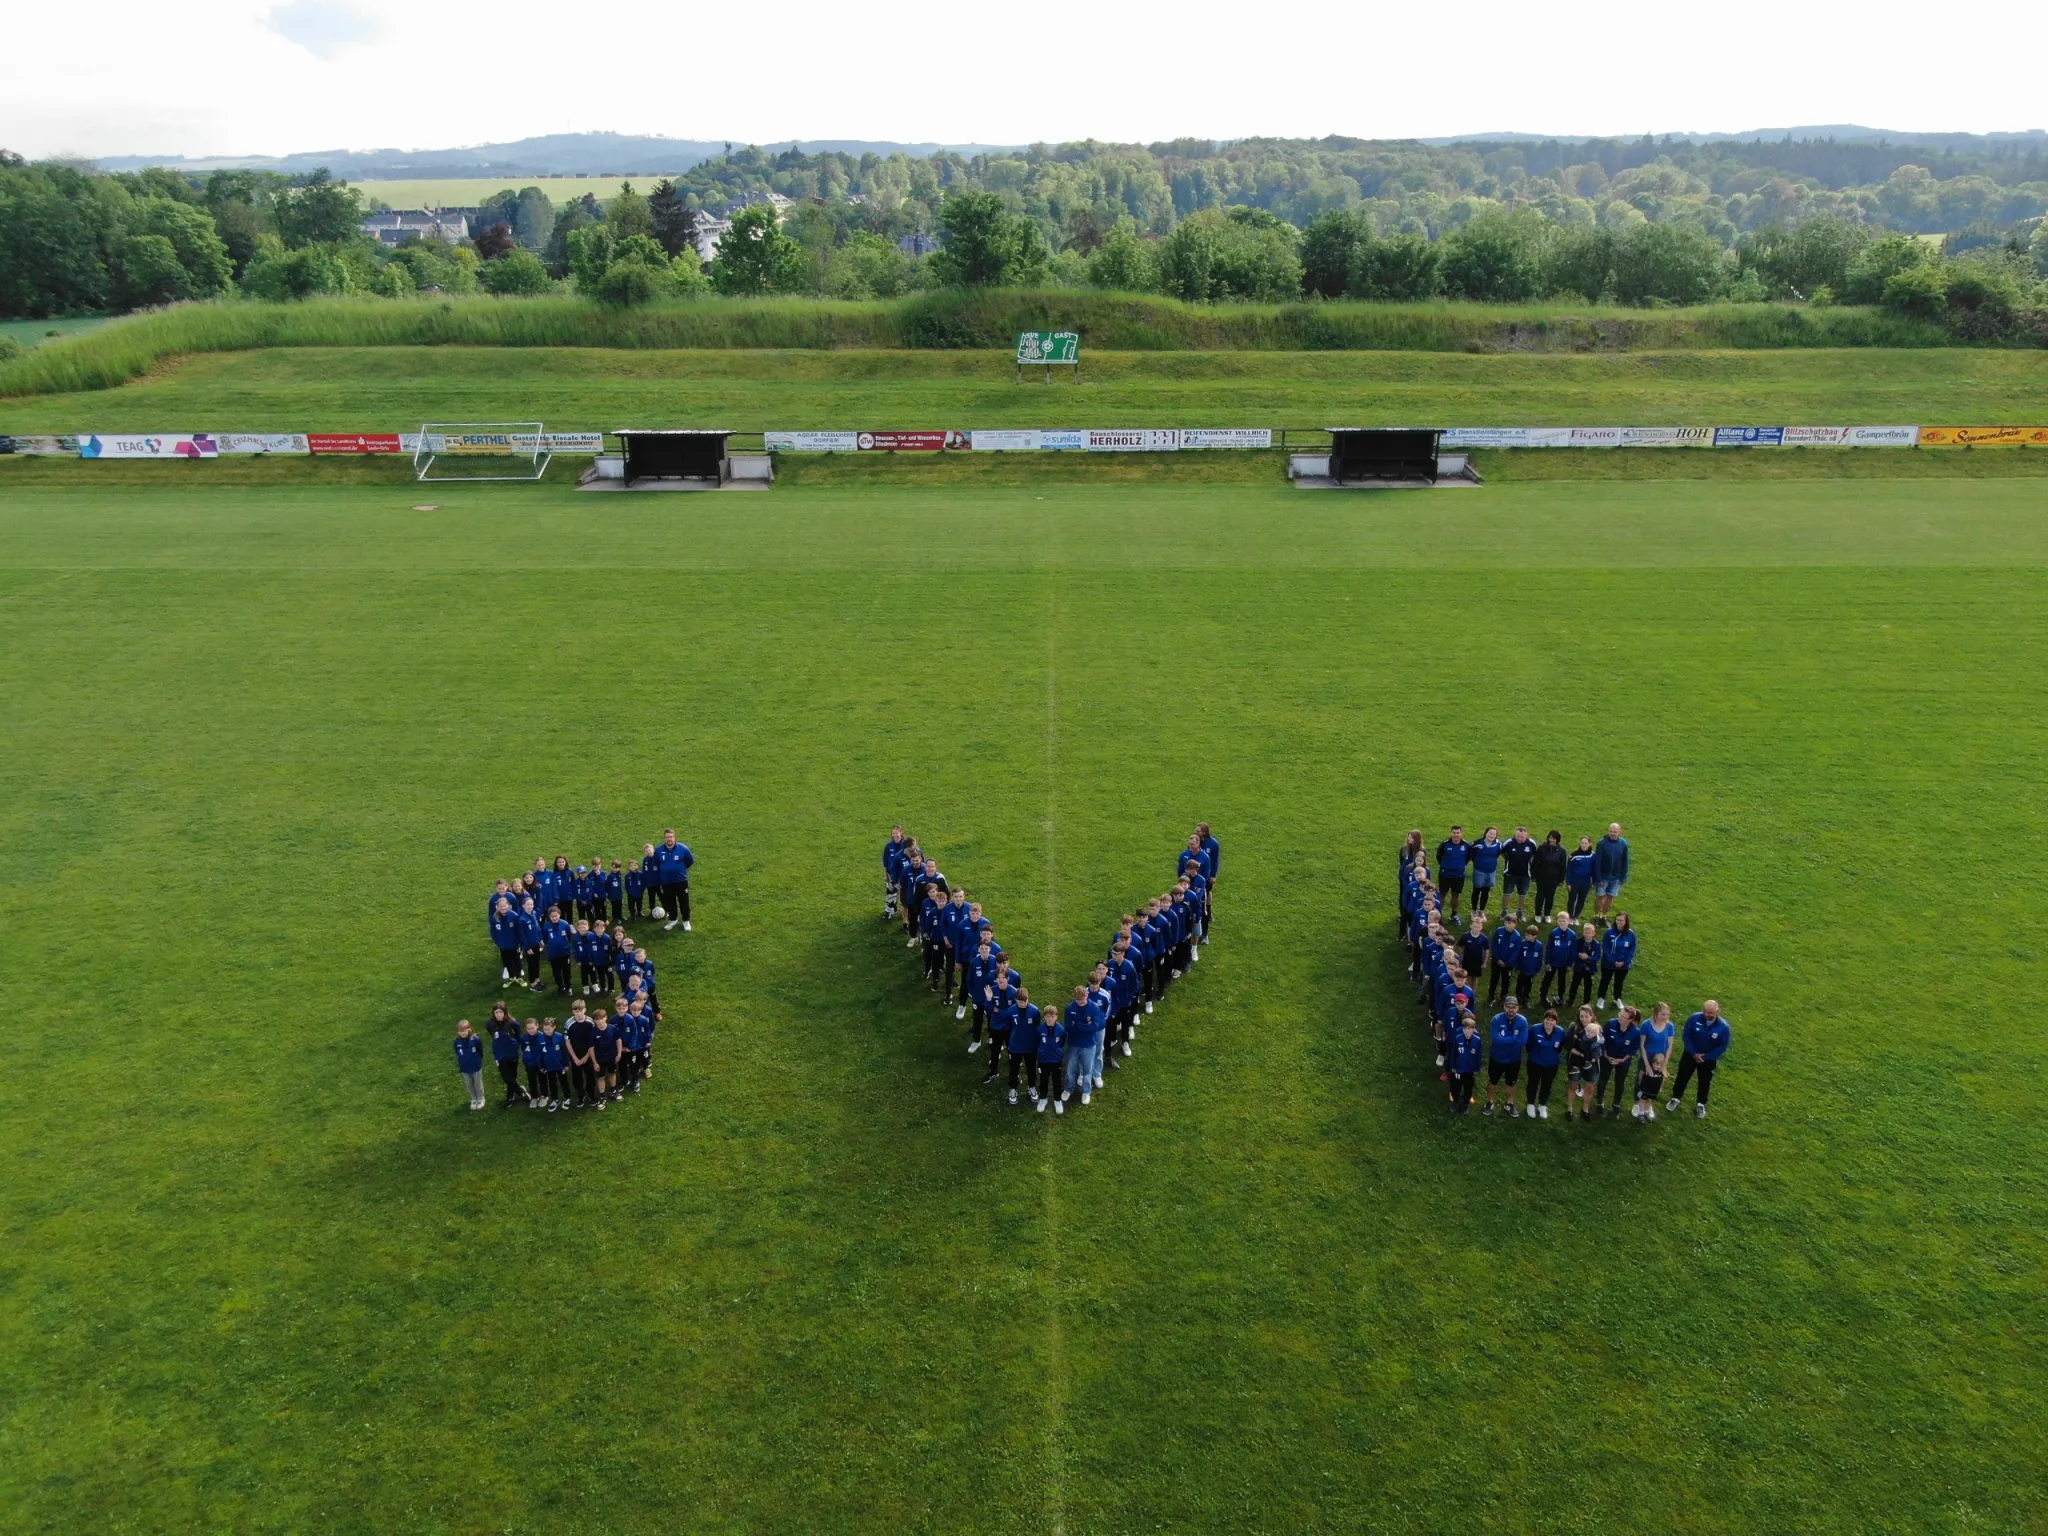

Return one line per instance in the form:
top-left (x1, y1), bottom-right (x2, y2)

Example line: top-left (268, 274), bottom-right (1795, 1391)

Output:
top-left (1918, 426), bottom-right (2048, 448)
top-left (1181, 428), bottom-right (1272, 449)
top-left (766, 431), bottom-right (860, 453)
top-left (79, 433), bottom-right (218, 458)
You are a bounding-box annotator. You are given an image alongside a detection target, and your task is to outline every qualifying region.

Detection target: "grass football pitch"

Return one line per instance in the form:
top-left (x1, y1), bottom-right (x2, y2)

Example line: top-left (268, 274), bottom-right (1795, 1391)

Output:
top-left (2, 463), bottom-right (2046, 1534)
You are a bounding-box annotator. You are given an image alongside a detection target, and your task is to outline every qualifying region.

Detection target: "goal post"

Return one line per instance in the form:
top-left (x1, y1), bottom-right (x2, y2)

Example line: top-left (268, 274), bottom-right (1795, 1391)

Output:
top-left (414, 422), bottom-right (551, 482)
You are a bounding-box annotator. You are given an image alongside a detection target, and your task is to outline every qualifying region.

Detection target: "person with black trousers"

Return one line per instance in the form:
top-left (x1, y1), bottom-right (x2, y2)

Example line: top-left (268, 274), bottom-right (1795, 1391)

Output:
top-left (1500, 826), bottom-right (1539, 917)
top-left (1532, 830), bottom-right (1568, 918)
top-left (565, 1002), bottom-right (599, 1108)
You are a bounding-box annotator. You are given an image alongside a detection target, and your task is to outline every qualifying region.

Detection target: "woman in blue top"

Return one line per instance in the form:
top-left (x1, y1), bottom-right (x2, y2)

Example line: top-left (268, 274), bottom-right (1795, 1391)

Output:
top-left (487, 1004), bottom-right (526, 1106)
top-left (1468, 827), bottom-right (1504, 914)
top-left (1598, 913), bottom-right (1638, 1006)
top-left (1524, 1008), bottom-right (1567, 1120)
top-left (1597, 1005), bottom-right (1640, 1118)
top-left (1565, 836), bottom-right (1596, 921)
top-left (1634, 1002), bottom-right (1675, 1122)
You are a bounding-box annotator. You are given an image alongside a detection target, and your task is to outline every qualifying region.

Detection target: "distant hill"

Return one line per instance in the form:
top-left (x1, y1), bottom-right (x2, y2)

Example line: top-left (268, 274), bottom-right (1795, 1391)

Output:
top-left (94, 133), bottom-right (1025, 179)
top-left (1425, 126), bottom-right (2046, 148)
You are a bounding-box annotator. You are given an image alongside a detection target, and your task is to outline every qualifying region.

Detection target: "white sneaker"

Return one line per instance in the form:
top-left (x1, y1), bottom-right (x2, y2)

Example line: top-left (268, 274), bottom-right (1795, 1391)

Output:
top-left (1036, 1098), bottom-right (1048, 1113)
top-left (1435, 1054), bottom-right (1445, 1067)
top-left (683, 921), bottom-right (691, 932)
top-left (1094, 1076), bottom-right (1104, 1089)
top-left (1081, 1092), bottom-right (1091, 1106)
top-left (1060, 1090), bottom-right (1071, 1102)
top-left (1647, 1106), bottom-right (1657, 1120)
top-left (1667, 1097), bottom-right (1681, 1112)
top-left (1008, 1089), bottom-right (1019, 1105)
top-left (1054, 1099), bottom-right (1064, 1115)
top-left (1144, 1002), bottom-right (1153, 1015)
top-left (907, 936), bottom-right (918, 949)
top-left (1172, 969), bottom-right (1183, 979)
top-left (1697, 1104), bottom-right (1708, 1118)
top-left (1540, 1105), bottom-right (1550, 1119)
top-left (955, 1005), bottom-right (967, 1020)
top-left (1122, 1042), bottom-right (1132, 1056)
top-left (967, 1041), bottom-right (980, 1054)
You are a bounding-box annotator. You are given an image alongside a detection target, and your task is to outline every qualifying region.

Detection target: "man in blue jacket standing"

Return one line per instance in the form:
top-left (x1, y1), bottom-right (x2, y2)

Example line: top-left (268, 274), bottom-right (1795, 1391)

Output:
top-left (1668, 1000), bottom-right (1732, 1118)
top-left (1593, 822), bottom-right (1629, 920)
top-left (654, 827), bottom-right (695, 932)
top-left (1435, 826), bottom-right (1472, 919)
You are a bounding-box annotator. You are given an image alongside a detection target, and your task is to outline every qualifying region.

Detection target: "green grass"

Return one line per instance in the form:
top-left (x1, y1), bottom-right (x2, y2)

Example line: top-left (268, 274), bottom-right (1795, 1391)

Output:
top-left (0, 314), bottom-right (108, 351)
top-left (1, 474), bottom-right (2045, 1534)
top-left (7, 344), bottom-right (2048, 433)
top-left (0, 294), bottom-right (1956, 398)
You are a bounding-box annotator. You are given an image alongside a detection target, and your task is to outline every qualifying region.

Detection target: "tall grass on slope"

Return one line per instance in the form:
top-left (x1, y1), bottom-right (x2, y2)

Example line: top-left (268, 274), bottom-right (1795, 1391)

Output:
top-left (0, 293), bottom-right (1955, 399)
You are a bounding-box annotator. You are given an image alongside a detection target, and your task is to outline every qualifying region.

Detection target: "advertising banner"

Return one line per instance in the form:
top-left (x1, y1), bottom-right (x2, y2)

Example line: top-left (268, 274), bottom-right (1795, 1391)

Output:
top-left (218, 433), bottom-right (311, 454)
top-left (1780, 426), bottom-right (1849, 446)
top-left (537, 432), bottom-right (604, 454)
top-left (1713, 426), bottom-right (1787, 447)
top-left (858, 431), bottom-right (965, 451)
top-left (1845, 426), bottom-right (1919, 447)
top-left (765, 431), bottom-right (859, 453)
top-left (79, 433), bottom-right (218, 458)
top-left (1440, 427), bottom-right (1574, 449)
top-left (1568, 427), bottom-right (1623, 448)
top-left (970, 429), bottom-right (1043, 451)
top-left (309, 433), bottom-right (405, 455)
top-left (1083, 429), bottom-right (1181, 452)
top-left (1618, 426), bottom-right (1713, 448)
top-left (1181, 428), bottom-right (1272, 449)
top-left (1917, 426), bottom-right (2048, 448)
top-left (0, 434), bottom-right (82, 455)
top-left (1016, 331), bottom-right (1080, 365)
top-left (1040, 430), bottom-right (1086, 450)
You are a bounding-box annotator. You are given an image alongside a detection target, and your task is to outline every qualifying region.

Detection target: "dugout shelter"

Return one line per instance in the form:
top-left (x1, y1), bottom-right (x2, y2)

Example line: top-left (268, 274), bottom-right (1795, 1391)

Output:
top-left (1327, 428), bottom-right (1442, 485)
top-left (616, 430), bottom-right (733, 487)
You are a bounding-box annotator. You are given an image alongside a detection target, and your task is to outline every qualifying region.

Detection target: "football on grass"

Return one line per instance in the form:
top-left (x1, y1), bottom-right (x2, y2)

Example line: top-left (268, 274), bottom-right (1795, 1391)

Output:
top-left (651, 906), bottom-right (666, 920)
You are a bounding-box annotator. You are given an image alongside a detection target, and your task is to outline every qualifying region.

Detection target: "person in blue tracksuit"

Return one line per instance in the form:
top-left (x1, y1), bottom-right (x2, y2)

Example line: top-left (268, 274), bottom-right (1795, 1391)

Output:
top-left (519, 1018), bottom-right (547, 1106)
top-left (883, 825), bottom-right (908, 921)
top-left (1634, 1002), bottom-right (1675, 1121)
top-left (654, 828), bottom-right (695, 931)
top-left (1062, 985), bottom-right (1101, 1107)
top-left (543, 906), bottom-right (575, 994)
top-left (1565, 837), bottom-right (1596, 920)
top-left (1599, 913), bottom-right (1638, 1006)
top-left (1435, 826), bottom-right (1472, 918)
top-left (1106, 940), bottom-right (1140, 1062)
top-left (592, 1010), bottom-right (623, 1105)
top-left (954, 902), bottom-right (990, 1016)
top-left (1597, 1005), bottom-right (1640, 1117)
top-left (918, 884), bottom-right (947, 989)
top-left (1484, 998), bottom-right (1529, 1116)
top-left (570, 920), bottom-right (594, 993)
top-left (1593, 822), bottom-right (1629, 919)
top-left (1033, 1007), bottom-right (1067, 1114)
top-left (1486, 916), bottom-right (1520, 1005)
top-left (513, 897), bottom-right (544, 991)
top-left (453, 1020), bottom-right (486, 1110)
top-left (1447, 1014), bottom-right (1483, 1114)
top-left (1501, 826), bottom-right (1539, 917)
top-left (603, 860), bottom-right (625, 924)
top-left (537, 1018), bottom-right (570, 1109)
top-left (1197, 822), bottom-right (1220, 931)
top-left (1469, 827), bottom-right (1504, 914)
top-left (940, 888), bottom-right (972, 1007)
top-left (982, 984), bottom-right (1015, 1088)
top-left (489, 1010), bottom-right (526, 1105)
top-left (626, 859), bottom-right (648, 921)
top-left (1515, 923), bottom-right (1545, 1006)
top-left (1540, 914), bottom-right (1578, 1008)
top-left (1668, 1000), bottom-right (1731, 1117)
top-left (490, 897), bottom-right (520, 986)
top-left (1566, 921), bottom-right (1600, 1009)
top-left (966, 937), bottom-right (999, 1052)
top-left (1006, 991), bottom-right (1042, 1105)
top-left (629, 948), bottom-right (657, 1015)
top-left (1524, 1008), bottom-right (1567, 1119)
top-left (1459, 914), bottom-right (1490, 986)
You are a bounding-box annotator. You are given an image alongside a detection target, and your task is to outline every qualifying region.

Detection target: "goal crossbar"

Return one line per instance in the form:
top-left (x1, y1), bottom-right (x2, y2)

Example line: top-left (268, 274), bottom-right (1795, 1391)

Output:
top-left (414, 422), bottom-right (551, 482)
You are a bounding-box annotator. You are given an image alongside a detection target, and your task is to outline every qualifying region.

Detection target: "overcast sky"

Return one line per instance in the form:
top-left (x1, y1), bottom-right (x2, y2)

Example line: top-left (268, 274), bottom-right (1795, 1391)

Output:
top-left (4, 0), bottom-right (2042, 160)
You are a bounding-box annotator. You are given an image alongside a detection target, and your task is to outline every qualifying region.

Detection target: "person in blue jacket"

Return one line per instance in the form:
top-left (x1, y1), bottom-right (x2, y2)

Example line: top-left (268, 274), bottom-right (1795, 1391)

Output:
top-left (537, 1018), bottom-right (570, 1111)
top-left (1435, 826), bottom-right (1472, 918)
top-left (1486, 916), bottom-right (1520, 1005)
top-left (514, 897), bottom-right (544, 991)
top-left (1062, 985), bottom-right (1101, 1108)
top-left (1634, 1002), bottom-right (1675, 1121)
top-left (654, 828), bottom-right (695, 931)
top-left (1540, 914), bottom-right (1578, 1008)
top-left (1515, 921), bottom-right (1545, 1006)
top-left (1593, 822), bottom-right (1629, 919)
top-left (1667, 1000), bottom-right (1731, 1118)
top-left (626, 859), bottom-right (648, 921)
top-left (519, 1018), bottom-right (546, 1107)
top-left (490, 897), bottom-right (520, 986)
top-left (1500, 826), bottom-right (1539, 918)
top-left (1034, 1007), bottom-right (1068, 1114)
top-left (543, 906), bottom-right (575, 995)
top-left (982, 981), bottom-right (1016, 1089)
top-left (882, 825), bottom-right (908, 921)
top-left (1469, 826), bottom-right (1504, 914)
top-left (1598, 913), bottom-right (1638, 1007)
top-left (1197, 822), bottom-right (1220, 931)
top-left (1459, 914), bottom-right (1490, 991)
top-left (1597, 1005), bottom-right (1641, 1117)
top-left (1484, 997), bottom-right (1529, 1117)
top-left (1565, 920), bottom-right (1600, 1009)
top-left (1446, 1013), bottom-right (1483, 1115)
top-left (1565, 836), bottom-right (1596, 920)
top-left (453, 1020), bottom-right (486, 1111)
top-left (488, 1009), bottom-right (526, 1106)
top-left (1524, 1008), bottom-right (1566, 1119)
top-left (1006, 990), bottom-right (1042, 1106)
top-left (604, 859), bottom-right (625, 924)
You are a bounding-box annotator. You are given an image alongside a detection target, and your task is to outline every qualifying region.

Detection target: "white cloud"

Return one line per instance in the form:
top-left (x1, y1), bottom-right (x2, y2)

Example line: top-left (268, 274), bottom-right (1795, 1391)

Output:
top-left (265, 0), bottom-right (383, 60)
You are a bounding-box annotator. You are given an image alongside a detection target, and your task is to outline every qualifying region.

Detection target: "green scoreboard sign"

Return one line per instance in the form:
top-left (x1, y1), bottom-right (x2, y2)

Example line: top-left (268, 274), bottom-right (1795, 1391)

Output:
top-left (1016, 331), bottom-right (1080, 365)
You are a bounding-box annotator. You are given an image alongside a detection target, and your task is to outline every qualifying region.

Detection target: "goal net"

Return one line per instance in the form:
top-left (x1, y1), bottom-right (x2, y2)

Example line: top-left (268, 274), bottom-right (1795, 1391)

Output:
top-left (414, 422), bottom-right (551, 482)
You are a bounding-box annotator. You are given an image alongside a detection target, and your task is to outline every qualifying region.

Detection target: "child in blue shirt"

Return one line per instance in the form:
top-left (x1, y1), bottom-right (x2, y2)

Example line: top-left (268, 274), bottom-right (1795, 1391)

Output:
top-left (543, 907), bottom-right (575, 995)
top-left (1566, 921), bottom-right (1599, 1009)
top-left (488, 1013), bottom-right (526, 1106)
top-left (1540, 915), bottom-right (1577, 1008)
top-left (1447, 1014), bottom-right (1483, 1114)
top-left (454, 1020), bottom-right (486, 1110)
top-left (1033, 1009), bottom-right (1067, 1114)
top-left (1486, 917), bottom-right (1520, 1005)
top-left (1007, 991), bottom-right (1042, 1105)
top-left (520, 1018), bottom-right (546, 1107)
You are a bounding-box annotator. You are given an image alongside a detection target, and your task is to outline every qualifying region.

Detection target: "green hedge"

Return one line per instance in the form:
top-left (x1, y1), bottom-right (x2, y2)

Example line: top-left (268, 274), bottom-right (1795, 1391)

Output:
top-left (0, 292), bottom-right (1957, 399)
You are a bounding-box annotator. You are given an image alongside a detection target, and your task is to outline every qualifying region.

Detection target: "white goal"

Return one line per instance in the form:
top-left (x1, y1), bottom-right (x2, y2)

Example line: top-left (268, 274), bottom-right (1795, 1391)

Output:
top-left (414, 422), bottom-right (551, 482)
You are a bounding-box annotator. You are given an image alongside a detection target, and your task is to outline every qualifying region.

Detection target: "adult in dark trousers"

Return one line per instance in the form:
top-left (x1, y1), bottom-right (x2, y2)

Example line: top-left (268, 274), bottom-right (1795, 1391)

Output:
top-left (1500, 826), bottom-right (1539, 917)
top-left (1593, 822), bottom-right (1629, 921)
top-left (1565, 837), bottom-right (1596, 920)
top-left (1598, 913), bottom-right (1637, 1008)
top-left (1397, 830), bottom-right (1425, 932)
top-left (654, 827), bottom-right (695, 932)
top-left (1435, 826), bottom-right (1472, 920)
top-left (1198, 823), bottom-right (1220, 930)
top-left (1532, 830), bottom-right (1568, 918)
top-left (566, 1006), bottom-right (599, 1108)
top-left (1668, 1001), bottom-right (1732, 1118)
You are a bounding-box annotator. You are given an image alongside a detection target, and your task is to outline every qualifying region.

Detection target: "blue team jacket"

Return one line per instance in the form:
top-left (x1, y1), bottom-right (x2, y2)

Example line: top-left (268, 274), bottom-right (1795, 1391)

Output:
top-left (454, 1035), bottom-right (484, 1073)
top-left (653, 842), bottom-right (695, 883)
top-left (1436, 839), bottom-right (1472, 878)
top-left (1601, 929), bottom-right (1639, 968)
top-left (1593, 836), bottom-right (1629, 882)
top-left (1566, 852), bottom-right (1595, 890)
top-left (1682, 1013), bottom-right (1731, 1060)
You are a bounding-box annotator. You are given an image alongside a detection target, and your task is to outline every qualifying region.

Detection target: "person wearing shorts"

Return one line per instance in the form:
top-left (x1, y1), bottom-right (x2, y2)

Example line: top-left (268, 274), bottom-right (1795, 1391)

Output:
top-left (1484, 997), bottom-right (1529, 1117)
top-left (1500, 826), bottom-right (1539, 916)
top-left (1469, 827), bottom-right (1504, 914)
top-left (1593, 822), bottom-right (1629, 919)
top-left (1435, 826), bottom-right (1472, 920)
